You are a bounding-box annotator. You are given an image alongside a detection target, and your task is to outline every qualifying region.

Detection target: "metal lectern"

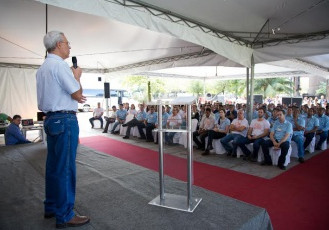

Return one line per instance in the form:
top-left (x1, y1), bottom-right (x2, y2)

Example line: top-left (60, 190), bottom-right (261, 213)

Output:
top-left (149, 97), bottom-right (202, 212)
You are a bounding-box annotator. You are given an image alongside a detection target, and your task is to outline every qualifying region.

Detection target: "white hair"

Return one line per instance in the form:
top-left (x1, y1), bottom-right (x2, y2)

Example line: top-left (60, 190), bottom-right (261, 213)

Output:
top-left (43, 31), bottom-right (64, 52)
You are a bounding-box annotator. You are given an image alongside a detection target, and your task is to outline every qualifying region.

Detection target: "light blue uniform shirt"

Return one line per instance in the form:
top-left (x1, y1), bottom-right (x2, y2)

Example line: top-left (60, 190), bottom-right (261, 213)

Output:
top-left (136, 110), bottom-right (147, 121)
top-left (217, 117), bottom-right (230, 131)
top-left (285, 114), bottom-right (293, 123)
top-left (315, 114), bottom-right (329, 131)
top-left (304, 116), bottom-right (319, 132)
top-left (267, 117), bottom-right (277, 127)
top-left (116, 109), bottom-right (127, 120)
top-left (36, 54), bottom-right (80, 112)
top-left (271, 120), bottom-right (293, 142)
top-left (287, 116), bottom-right (305, 136)
top-left (155, 112), bottom-right (169, 127)
top-left (146, 112), bottom-right (158, 124)
top-left (214, 112), bottom-right (220, 122)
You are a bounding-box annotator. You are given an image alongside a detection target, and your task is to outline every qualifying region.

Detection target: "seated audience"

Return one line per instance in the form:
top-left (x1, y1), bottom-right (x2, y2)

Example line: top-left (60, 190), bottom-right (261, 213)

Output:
top-left (165, 107), bottom-right (182, 145)
top-left (220, 109), bottom-right (249, 157)
top-left (204, 109), bottom-right (230, 155)
top-left (238, 108), bottom-right (270, 161)
top-left (226, 104), bottom-right (237, 122)
top-left (111, 104), bottom-right (127, 134)
top-left (261, 110), bottom-right (292, 170)
top-left (5, 115), bottom-right (31, 145)
top-left (315, 107), bottom-right (329, 150)
top-left (128, 104), bottom-right (137, 116)
top-left (304, 108), bottom-right (319, 151)
top-left (89, 102), bottom-right (104, 128)
top-left (103, 106), bottom-right (117, 133)
top-left (289, 107), bottom-right (306, 163)
top-left (154, 106), bottom-right (169, 144)
top-left (191, 104), bottom-right (200, 121)
top-left (144, 106), bottom-right (158, 142)
top-left (122, 104), bottom-right (147, 139)
top-left (193, 108), bottom-right (215, 151)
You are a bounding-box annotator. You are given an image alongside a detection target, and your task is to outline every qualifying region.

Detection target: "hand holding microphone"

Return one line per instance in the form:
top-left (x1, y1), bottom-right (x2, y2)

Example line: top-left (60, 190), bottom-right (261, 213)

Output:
top-left (71, 56), bottom-right (82, 81)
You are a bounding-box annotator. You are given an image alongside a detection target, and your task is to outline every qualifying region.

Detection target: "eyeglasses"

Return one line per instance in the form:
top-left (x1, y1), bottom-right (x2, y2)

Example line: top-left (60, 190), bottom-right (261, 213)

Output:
top-left (60, 41), bottom-right (70, 46)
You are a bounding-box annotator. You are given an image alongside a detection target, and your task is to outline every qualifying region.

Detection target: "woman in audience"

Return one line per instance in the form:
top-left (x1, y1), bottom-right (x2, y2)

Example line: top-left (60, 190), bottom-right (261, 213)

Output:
top-left (165, 106), bottom-right (182, 145)
top-left (203, 109), bottom-right (230, 155)
top-left (128, 104), bottom-right (137, 117)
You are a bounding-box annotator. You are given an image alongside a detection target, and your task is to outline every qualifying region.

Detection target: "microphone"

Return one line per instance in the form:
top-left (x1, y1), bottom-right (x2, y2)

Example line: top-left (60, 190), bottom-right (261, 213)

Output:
top-left (72, 56), bottom-right (77, 69)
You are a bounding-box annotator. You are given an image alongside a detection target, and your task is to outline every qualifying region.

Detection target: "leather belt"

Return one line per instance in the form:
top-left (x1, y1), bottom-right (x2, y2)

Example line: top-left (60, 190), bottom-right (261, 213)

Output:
top-left (47, 111), bottom-right (76, 115)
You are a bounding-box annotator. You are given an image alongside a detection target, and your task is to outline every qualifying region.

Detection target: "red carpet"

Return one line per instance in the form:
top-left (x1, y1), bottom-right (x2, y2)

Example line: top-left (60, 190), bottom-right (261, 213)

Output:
top-left (80, 136), bottom-right (329, 230)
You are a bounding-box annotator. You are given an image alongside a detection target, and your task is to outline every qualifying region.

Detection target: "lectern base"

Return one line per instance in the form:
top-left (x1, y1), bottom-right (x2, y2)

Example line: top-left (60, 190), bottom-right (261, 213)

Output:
top-left (149, 193), bottom-right (202, 212)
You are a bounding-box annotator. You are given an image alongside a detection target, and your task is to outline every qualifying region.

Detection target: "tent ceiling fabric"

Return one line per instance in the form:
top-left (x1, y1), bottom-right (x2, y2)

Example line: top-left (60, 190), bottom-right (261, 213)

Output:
top-left (0, 0), bottom-right (328, 76)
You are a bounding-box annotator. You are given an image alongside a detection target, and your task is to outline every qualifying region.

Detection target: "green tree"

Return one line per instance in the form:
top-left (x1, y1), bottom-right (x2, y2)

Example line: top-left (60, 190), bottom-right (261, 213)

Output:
top-left (226, 79), bottom-right (246, 97)
top-left (122, 76), bottom-right (165, 102)
top-left (187, 80), bottom-right (204, 96)
top-left (253, 78), bottom-right (292, 98)
top-left (316, 81), bottom-right (327, 96)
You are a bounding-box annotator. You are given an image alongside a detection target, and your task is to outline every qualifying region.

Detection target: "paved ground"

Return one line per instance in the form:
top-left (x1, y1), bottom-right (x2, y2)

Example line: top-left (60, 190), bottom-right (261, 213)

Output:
top-left (0, 111), bottom-right (321, 179)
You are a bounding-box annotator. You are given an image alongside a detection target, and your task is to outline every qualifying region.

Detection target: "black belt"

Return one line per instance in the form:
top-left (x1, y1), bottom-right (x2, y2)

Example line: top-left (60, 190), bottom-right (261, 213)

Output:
top-left (47, 111), bottom-right (76, 115)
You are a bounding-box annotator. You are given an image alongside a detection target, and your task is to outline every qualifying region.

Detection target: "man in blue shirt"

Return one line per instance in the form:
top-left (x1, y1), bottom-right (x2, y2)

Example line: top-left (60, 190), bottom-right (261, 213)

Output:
top-left (304, 108), bottom-right (319, 152)
top-left (289, 107), bottom-right (306, 163)
top-left (111, 104), bottom-right (127, 134)
top-left (315, 107), bottom-right (329, 150)
top-left (36, 31), bottom-right (89, 228)
top-left (144, 106), bottom-right (158, 142)
top-left (122, 104), bottom-right (147, 139)
top-left (261, 109), bottom-right (293, 170)
top-left (5, 115), bottom-right (31, 145)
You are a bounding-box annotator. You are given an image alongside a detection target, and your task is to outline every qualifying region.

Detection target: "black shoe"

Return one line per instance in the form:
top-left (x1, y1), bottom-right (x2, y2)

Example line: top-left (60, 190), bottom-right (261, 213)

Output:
top-left (250, 156), bottom-right (258, 162)
top-left (44, 212), bottom-right (55, 219)
top-left (138, 136), bottom-right (146, 140)
top-left (261, 161), bottom-right (272, 166)
top-left (154, 141), bottom-right (158, 144)
top-left (146, 139), bottom-right (153, 142)
top-left (226, 152), bottom-right (232, 156)
top-left (114, 131), bottom-right (120, 134)
top-left (110, 131), bottom-right (115, 134)
top-left (202, 150), bottom-right (210, 156)
top-left (91, 126), bottom-right (94, 129)
top-left (232, 153), bottom-right (237, 158)
top-left (243, 156), bottom-right (248, 161)
top-left (122, 124), bottom-right (127, 127)
top-left (102, 130), bottom-right (108, 133)
top-left (208, 146), bottom-right (214, 151)
top-left (123, 136), bottom-right (129, 139)
top-left (298, 157), bottom-right (305, 163)
top-left (278, 165), bottom-right (286, 170)
top-left (315, 147), bottom-right (321, 151)
top-left (100, 126), bottom-right (103, 129)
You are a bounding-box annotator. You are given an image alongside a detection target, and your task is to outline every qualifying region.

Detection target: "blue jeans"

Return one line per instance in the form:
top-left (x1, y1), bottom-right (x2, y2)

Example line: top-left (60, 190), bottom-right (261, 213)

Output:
top-left (220, 134), bottom-right (244, 155)
top-left (165, 132), bottom-right (176, 144)
top-left (237, 137), bottom-right (265, 158)
top-left (316, 131), bottom-right (328, 149)
top-left (292, 134), bottom-right (304, 158)
top-left (261, 139), bottom-right (290, 167)
top-left (44, 113), bottom-right (79, 224)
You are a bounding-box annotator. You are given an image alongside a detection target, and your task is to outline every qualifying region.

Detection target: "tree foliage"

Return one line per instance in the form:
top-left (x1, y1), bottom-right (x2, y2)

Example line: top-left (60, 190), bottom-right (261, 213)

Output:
top-left (253, 78), bottom-right (293, 98)
top-left (122, 76), bottom-right (166, 101)
top-left (315, 81), bottom-right (327, 96)
top-left (187, 80), bottom-right (204, 96)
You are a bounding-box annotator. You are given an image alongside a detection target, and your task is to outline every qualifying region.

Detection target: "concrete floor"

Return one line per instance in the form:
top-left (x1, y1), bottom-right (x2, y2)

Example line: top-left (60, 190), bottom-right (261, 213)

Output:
top-left (0, 111), bottom-right (322, 179)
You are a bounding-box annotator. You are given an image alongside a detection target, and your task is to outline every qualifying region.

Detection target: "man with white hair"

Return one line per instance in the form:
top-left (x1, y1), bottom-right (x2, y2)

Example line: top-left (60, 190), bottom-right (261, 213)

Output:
top-left (220, 109), bottom-right (249, 157)
top-left (36, 31), bottom-right (90, 228)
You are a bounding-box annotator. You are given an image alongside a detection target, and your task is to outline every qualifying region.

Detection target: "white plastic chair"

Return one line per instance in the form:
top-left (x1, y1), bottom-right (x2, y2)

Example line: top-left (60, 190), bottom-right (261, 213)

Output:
top-left (119, 114), bottom-right (134, 136)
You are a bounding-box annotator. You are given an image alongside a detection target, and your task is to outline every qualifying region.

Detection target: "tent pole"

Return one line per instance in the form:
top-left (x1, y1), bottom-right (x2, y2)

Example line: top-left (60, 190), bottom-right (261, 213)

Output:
top-left (246, 67), bottom-right (250, 122)
top-left (203, 77), bottom-right (206, 102)
top-left (45, 4), bottom-right (48, 59)
top-left (250, 56), bottom-right (255, 122)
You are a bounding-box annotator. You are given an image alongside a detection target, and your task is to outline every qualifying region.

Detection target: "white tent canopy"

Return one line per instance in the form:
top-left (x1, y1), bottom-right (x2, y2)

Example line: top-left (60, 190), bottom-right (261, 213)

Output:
top-left (1, 0), bottom-right (329, 118)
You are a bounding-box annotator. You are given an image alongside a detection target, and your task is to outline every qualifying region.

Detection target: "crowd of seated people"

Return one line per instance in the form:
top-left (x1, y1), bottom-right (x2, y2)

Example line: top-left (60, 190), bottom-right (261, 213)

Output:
top-left (97, 100), bottom-right (328, 170)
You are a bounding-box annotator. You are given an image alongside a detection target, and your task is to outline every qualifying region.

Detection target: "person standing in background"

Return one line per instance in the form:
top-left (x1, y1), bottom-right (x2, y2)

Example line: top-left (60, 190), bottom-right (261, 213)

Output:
top-left (36, 31), bottom-right (90, 228)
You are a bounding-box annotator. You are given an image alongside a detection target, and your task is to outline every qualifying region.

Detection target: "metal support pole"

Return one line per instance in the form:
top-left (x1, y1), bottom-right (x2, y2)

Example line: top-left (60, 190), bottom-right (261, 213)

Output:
top-left (158, 101), bottom-right (164, 201)
top-left (246, 67), bottom-right (250, 122)
top-left (187, 104), bottom-right (193, 209)
top-left (148, 80), bottom-right (151, 102)
top-left (250, 56), bottom-right (255, 119)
